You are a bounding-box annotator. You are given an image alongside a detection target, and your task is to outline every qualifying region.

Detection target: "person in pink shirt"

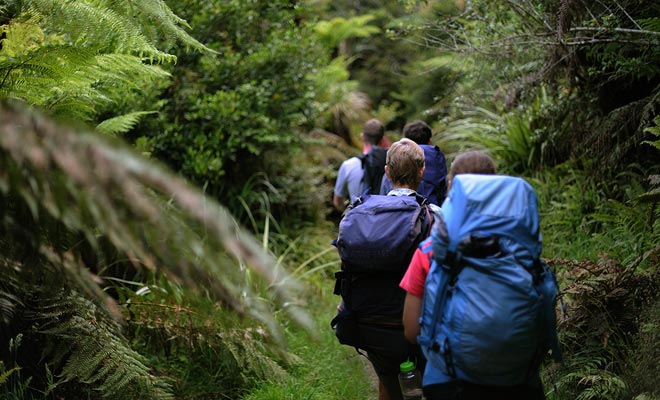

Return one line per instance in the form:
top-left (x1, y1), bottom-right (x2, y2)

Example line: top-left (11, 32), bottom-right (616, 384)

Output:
top-left (400, 150), bottom-right (497, 344)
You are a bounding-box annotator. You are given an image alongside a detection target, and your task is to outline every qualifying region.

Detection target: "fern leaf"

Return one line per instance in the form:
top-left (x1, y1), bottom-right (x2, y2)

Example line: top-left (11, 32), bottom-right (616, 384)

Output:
top-left (642, 116), bottom-right (660, 150)
top-left (36, 292), bottom-right (173, 398)
top-left (24, 0), bottom-right (172, 62)
top-left (1, 0), bottom-right (204, 123)
top-left (0, 364), bottom-right (21, 386)
top-left (638, 17), bottom-right (660, 33)
top-left (96, 111), bottom-right (157, 135)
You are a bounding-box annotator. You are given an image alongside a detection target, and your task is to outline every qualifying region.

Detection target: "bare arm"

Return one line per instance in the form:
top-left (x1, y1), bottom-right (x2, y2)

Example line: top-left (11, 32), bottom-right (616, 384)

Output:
top-left (333, 194), bottom-right (346, 212)
top-left (402, 293), bottom-right (423, 343)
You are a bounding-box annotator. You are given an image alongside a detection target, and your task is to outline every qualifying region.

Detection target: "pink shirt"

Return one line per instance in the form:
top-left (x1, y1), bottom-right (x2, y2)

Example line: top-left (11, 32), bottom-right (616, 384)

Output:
top-left (399, 238), bottom-right (433, 298)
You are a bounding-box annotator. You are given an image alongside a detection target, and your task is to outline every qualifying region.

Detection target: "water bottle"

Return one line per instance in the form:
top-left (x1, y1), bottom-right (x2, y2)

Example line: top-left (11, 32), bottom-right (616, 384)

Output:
top-left (398, 360), bottom-right (423, 400)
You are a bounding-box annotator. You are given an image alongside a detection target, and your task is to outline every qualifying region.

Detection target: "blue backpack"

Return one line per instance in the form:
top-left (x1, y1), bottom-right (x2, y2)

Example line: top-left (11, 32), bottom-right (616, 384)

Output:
top-left (417, 174), bottom-right (561, 386)
top-left (331, 193), bottom-right (433, 347)
top-left (335, 193), bottom-right (432, 273)
top-left (417, 144), bottom-right (447, 204)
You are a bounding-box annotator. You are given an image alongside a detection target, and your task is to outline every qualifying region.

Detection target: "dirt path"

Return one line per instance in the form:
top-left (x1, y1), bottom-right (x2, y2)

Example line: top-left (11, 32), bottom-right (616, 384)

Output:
top-left (361, 353), bottom-right (380, 398)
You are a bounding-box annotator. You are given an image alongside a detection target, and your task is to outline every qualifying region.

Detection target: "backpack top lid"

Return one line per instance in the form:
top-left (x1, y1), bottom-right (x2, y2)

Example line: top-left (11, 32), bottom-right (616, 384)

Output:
top-left (439, 174), bottom-right (541, 259)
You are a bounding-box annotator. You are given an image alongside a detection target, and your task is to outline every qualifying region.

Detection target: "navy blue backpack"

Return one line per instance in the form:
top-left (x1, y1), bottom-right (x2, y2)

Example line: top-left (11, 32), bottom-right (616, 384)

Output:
top-left (418, 174), bottom-right (561, 386)
top-left (331, 194), bottom-right (433, 348)
top-left (417, 144), bottom-right (447, 205)
top-left (335, 193), bottom-right (432, 273)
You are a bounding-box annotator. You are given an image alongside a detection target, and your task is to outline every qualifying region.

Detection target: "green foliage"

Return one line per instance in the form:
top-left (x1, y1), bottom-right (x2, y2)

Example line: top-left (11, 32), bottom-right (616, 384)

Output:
top-left (643, 116), bottom-right (660, 151)
top-left (433, 92), bottom-right (550, 176)
top-left (0, 351), bottom-right (35, 400)
top-left (533, 164), bottom-right (601, 260)
top-left (390, 54), bottom-right (458, 120)
top-left (41, 292), bottom-right (174, 399)
top-left (403, 0), bottom-right (660, 187)
top-left (243, 225), bottom-right (375, 400)
top-left (548, 354), bottom-right (629, 400)
top-left (0, 101), bottom-right (313, 397)
top-left (624, 294), bottom-right (660, 398)
top-left (532, 155), bottom-right (660, 400)
top-left (541, 204), bottom-right (660, 399)
top-left (0, 0), bottom-right (205, 125)
top-left (147, 0), bottom-right (323, 197)
top-left (314, 14), bottom-right (381, 50)
top-left (545, 257), bottom-right (631, 400)
top-left (316, 0), bottom-right (460, 122)
top-left (123, 282), bottom-right (290, 399)
top-left (309, 56), bottom-right (372, 146)
top-left (96, 111), bottom-right (158, 136)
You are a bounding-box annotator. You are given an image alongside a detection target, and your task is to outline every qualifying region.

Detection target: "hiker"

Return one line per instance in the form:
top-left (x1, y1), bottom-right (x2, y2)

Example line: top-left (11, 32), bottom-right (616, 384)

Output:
top-left (400, 151), bottom-right (558, 399)
top-left (380, 120), bottom-right (447, 205)
top-left (333, 118), bottom-right (387, 212)
top-left (400, 150), bottom-right (497, 347)
top-left (332, 138), bottom-right (437, 400)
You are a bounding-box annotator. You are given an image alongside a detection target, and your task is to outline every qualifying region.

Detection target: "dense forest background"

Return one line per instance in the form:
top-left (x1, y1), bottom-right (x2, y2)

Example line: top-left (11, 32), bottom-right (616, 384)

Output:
top-left (0, 0), bottom-right (659, 399)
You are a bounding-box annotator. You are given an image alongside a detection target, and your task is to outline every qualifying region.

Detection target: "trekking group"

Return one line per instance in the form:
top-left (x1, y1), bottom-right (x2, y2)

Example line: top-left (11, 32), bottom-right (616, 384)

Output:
top-left (332, 119), bottom-right (561, 400)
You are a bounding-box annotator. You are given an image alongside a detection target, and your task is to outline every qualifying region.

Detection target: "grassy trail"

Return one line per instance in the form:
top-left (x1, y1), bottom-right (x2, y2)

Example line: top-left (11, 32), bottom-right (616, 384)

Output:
top-left (244, 274), bottom-right (378, 399)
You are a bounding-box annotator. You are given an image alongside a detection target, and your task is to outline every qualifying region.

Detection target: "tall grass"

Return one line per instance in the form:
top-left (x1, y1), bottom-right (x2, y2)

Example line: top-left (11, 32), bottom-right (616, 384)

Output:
top-left (243, 222), bottom-right (376, 400)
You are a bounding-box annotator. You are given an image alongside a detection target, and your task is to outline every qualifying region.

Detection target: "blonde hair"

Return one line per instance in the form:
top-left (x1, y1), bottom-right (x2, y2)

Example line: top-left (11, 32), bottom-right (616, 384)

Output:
top-left (386, 138), bottom-right (425, 188)
top-left (447, 150), bottom-right (497, 190)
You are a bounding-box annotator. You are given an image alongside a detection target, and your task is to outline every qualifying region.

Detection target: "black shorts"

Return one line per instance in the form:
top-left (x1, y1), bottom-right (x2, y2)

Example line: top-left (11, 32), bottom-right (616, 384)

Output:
top-left (423, 375), bottom-right (545, 400)
top-left (358, 323), bottom-right (426, 400)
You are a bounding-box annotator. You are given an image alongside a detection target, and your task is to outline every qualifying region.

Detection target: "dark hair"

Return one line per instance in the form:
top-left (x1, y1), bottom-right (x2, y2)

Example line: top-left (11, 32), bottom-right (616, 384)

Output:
top-left (363, 118), bottom-right (385, 145)
top-left (403, 120), bottom-right (432, 144)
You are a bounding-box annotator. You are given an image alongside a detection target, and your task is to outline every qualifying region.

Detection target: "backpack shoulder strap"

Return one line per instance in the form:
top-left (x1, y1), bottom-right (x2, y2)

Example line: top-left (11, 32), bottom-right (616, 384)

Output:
top-left (359, 147), bottom-right (387, 195)
top-left (412, 192), bottom-right (435, 238)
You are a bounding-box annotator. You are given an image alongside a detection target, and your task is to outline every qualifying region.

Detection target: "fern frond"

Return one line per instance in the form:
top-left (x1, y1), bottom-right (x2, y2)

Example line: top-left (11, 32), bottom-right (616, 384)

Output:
top-left (36, 292), bottom-right (174, 399)
top-left (96, 111), bottom-right (157, 135)
top-left (315, 14), bottom-right (381, 49)
top-left (638, 18), bottom-right (660, 33)
top-left (94, 54), bottom-right (171, 84)
top-left (642, 116), bottom-right (660, 150)
top-left (0, 263), bottom-right (23, 325)
top-left (23, 0), bottom-right (174, 63)
top-left (0, 364), bottom-right (21, 386)
top-left (105, 0), bottom-right (213, 54)
top-left (0, 101), bottom-right (312, 343)
top-left (1, 0), bottom-right (204, 123)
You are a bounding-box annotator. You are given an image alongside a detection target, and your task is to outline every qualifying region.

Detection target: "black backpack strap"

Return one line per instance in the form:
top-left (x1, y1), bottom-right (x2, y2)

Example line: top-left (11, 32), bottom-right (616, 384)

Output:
top-left (412, 192), bottom-right (434, 239)
top-left (413, 191), bottom-right (429, 206)
top-left (359, 147), bottom-right (387, 195)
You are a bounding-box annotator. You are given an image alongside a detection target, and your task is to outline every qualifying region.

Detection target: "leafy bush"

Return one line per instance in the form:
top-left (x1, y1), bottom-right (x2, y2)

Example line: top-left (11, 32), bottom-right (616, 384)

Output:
top-left (145, 0), bottom-right (323, 198)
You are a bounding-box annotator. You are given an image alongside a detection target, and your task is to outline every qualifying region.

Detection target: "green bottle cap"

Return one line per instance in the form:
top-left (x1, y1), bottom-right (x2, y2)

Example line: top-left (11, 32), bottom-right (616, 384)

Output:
top-left (400, 360), bottom-right (415, 373)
